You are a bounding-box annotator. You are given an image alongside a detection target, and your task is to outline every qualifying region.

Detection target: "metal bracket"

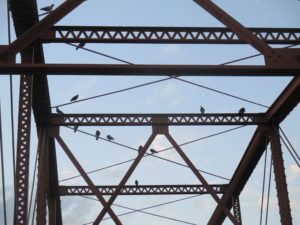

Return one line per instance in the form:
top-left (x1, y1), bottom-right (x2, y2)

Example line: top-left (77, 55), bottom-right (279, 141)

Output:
top-left (152, 115), bottom-right (169, 134)
top-left (265, 48), bottom-right (300, 68)
top-left (0, 45), bottom-right (15, 64)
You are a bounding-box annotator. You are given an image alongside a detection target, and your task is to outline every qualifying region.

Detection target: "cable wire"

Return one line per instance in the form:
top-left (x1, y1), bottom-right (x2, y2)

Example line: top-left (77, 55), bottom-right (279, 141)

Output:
top-left (81, 194), bottom-right (200, 225)
top-left (52, 76), bottom-right (174, 108)
top-left (279, 127), bottom-right (300, 163)
top-left (273, 127), bottom-right (300, 167)
top-left (259, 144), bottom-right (268, 225)
top-left (54, 43), bottom-right (275, 109)
top-left (59, 125), bottom-right (245, 183)
top-left (0, 101), bottom-right (8, 225)
top-left (7, 0), bottom-right (16, 195)
top-left (265, 158), bottom-right (273, 225)
top-left (27, 142), bottom-right (39, 225)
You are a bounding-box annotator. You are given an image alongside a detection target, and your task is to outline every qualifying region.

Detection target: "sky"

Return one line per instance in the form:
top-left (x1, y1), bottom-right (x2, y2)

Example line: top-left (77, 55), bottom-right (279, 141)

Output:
top-left (0, 0), bottom-right (300, 225)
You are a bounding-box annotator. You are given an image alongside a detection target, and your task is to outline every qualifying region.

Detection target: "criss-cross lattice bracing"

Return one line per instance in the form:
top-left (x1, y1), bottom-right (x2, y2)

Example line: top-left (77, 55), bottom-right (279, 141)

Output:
top-left (43, 26), bottom-right (300, 44)
top-left (51, 113), bottom-right (265, 126)
top-left (59, 184), bottom-right (228, 196)
top-left (14, 75), bottom-right (33, 225)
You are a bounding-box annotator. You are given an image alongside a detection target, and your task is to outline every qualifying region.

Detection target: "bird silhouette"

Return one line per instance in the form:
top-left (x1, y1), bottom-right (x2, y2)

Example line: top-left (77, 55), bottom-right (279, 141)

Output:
top-left (40, 4), bottom-right (54, 12)
top-left (138, 145), bottom-right (143, 153)
top-left (95, 130), bottom-right (100, 140)
top-left (107, 135), bottom-right (114, 141)
top-left (238, 107), bottom-right (246, 114)
top-left (70, 95), bottom-right (79, 102)
top-left (135, 179), bottom-right (139, 186)
top-left (76, 42), bottom-right (85, 50)
top-left (200, 106), bottom-right (205, 114)
top-left (56, 107), bottom-right (63, 114)
top-left (150, 148), bottom-right (158, 154)
top-left (73, 125), bottom-right (79, 133)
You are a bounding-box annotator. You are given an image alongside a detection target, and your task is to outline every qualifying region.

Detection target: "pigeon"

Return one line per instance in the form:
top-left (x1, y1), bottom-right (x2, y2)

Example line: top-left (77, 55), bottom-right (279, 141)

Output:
top-left (73, 125), bottom-right (79, 133)
top-left (135, 180), bottom-right (139, 186)
top-left (150, 148), bottom-right (158, 154)
top-left (95, 130), bottom-right (100, 140)
top-left (238, 107), bottom-right (246, 114)
top-left (200, 106), bottom-right (205, 114)
top-left (56, 107), bottom-right (63, 114)
top-left (138, 145), bottom-right (143, 153)
top-left (107, 135), bottom-right (114, 141)
top-left (70, 94), bottom-right (79, 102)
top-left (76, 42), bottom-right (85, 50)
top-left (40, 4), bottom-right (54, 12)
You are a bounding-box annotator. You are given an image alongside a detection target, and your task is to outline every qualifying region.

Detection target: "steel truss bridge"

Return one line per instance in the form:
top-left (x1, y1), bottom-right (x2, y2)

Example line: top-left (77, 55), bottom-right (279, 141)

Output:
top-left (0, 0), bottom-right (299, 225)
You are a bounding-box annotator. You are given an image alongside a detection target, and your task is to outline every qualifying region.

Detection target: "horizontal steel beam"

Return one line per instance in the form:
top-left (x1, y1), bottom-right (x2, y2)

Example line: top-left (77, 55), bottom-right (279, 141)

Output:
top-left (0, 64), bottom-right (299, 76)
top-left (41, 26), bottom-right (300, 44)
top-left (51, 113), bottom-right (266, 126)
top-left (59, 184), bottom-right (228, 195)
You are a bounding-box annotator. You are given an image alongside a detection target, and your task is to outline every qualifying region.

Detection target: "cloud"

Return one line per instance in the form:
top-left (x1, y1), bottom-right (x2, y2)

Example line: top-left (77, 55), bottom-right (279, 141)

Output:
top-left (158, 45), bottom-right (179, 59)
top-left (146, 82), bottom-right (185, 108)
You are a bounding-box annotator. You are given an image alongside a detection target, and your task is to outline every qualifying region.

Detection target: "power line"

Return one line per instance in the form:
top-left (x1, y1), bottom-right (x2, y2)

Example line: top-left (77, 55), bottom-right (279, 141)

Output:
top-left (54, 43), bottom-right (273, 109)
top-left (80, 194), bottom-right (200, 225)
top-left (0, 101), bottom-right (8, 225)
top-left (265, 158), bottom-right (273, 225)
top-left (172, 76), bottom-right (268, 108)
top-left (52, 76), bottom-right (174, 108)
top-left (7, 0), bottom-right (16, 197)
top-left (259, 144), bottom-right (268, 225)
top-left (59, 126), bottom-right (245, 183)
top-left (279, 126), bottom-right (300, 164)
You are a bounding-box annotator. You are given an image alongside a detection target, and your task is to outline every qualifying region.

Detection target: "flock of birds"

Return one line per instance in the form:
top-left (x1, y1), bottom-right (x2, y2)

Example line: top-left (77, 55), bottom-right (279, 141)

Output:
top-left (56, 94), bottom-right (116, 141)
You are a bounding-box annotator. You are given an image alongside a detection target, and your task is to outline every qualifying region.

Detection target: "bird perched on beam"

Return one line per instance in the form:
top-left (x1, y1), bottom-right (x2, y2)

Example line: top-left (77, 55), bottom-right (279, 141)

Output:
top-left (238, 107), bottom-right (245, 114)
top-left (106, 135), bottom-right (114, 141)
top-left (56, 107), bottom-right (63, 114)
top-left (135, 180), bottom-right (139, 186)
top-left (76, 42), bottom-right (85, 50)
top-left (70, 94), bottom-right (79, 102)
top-left (95, 130), bottom-right (100, 140)
top-left (73, 125), bottom-right (79, 133)
top-left (150, 148), bottom-right (158, 154)
top-left (138, 145), bottom-right (143, 154)
top-left (200, 106), bottom-right (205, 114)
top-left (40, 4), bottom-right (54, 12)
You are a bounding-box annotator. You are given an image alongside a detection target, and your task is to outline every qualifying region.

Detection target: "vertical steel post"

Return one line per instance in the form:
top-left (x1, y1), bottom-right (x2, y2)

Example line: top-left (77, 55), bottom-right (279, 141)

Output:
top-left (36, 128), bottom-right (49, 225)
top-left (269, 125), bottom-right (293, 225)
top-left (14, 72), bottom-right (33, 225)
top-left (232, 195), bottom-right (242, 225)
top-left (48, 138), bottom-right (63, 225)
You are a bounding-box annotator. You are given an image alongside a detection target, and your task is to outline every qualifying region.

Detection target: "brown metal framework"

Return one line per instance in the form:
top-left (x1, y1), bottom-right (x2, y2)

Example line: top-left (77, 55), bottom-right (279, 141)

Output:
top-left (42, 26), bottom-right (300, 44)
top-left (1, 0), bottom-right (299, 224)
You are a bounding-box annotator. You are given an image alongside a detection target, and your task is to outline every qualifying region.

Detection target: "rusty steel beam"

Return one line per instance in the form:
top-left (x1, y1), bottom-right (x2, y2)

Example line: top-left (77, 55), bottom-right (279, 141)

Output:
top-left (55, 135), bottom-right (123, 225)
top-left (47, 138), bottom-right (62, 225)
top-left (232, 195), bottom-right (242, 225)
top-left (14, 74), bottom-right (33, 225)
top-left (165, 133), bottom-right (239, 224)
top-left (1, 0), bottom-right (86, 57)
top-left (41, 26), bottom-right (300, 45)
top-left (0, 63), bottom-right (299, 76)
top-left (270, 125), bottom-right (293, 225)
top-left (193, 0), bottom-right (271, 55)
top-left (266, 76), bottom-right (300, 124)
top-left (51, 113), bottom-right (265, 126)
top-left (94, 133), bottom-right (157, 224)
top-left (36, 128), bottom-right (49, 225)
top-left (208, 75), bottom-right (300, 225)
top-left (59, 184), bottom-right (228, 196)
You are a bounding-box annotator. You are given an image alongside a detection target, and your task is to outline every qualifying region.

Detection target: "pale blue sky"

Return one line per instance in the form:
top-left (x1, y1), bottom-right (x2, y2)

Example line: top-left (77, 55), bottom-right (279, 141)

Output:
top-left (0, 0), bottom-right (300, 225)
